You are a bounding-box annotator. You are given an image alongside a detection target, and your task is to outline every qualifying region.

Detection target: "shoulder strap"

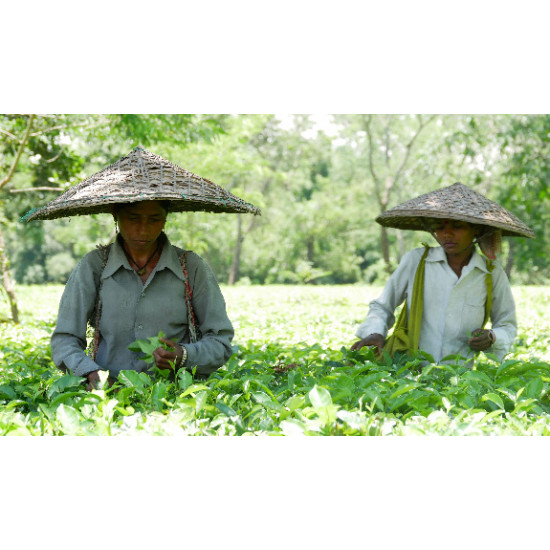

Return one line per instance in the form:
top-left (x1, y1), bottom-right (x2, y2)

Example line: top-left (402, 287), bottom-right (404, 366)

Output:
top-left (178, 251), bottom-right (201, 343)
top-left (89, 243), bottom-right (112, 360)
top-left (482, 258), bottom-right (495, 329)
top-left (408, 244), bottom-right (430, 353)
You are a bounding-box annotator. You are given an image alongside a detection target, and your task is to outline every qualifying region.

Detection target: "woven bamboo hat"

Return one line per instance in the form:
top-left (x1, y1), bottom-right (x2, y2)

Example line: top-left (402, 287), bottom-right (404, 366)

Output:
top-left (22, 147), bottom-right (261, 221)
top-left (375, 182), bottom-right (534, 238)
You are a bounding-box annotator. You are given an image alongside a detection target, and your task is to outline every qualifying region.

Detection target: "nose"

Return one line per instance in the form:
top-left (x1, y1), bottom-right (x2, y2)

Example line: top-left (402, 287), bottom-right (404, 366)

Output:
top-left (441, 221), bottom-right (454, 237)
top-left (136, 220), bottom-right (149, 236)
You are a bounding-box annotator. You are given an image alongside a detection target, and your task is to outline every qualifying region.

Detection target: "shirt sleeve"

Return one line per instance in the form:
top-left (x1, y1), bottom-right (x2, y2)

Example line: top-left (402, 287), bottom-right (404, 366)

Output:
top-left (50, 250), bottom-right (104, 378)
top-left (487, 264), bottom-right (517, 361)
top-left (182, 253), bottom-right (234, 375)
top-left (356, 249), bottom-right (422, 340)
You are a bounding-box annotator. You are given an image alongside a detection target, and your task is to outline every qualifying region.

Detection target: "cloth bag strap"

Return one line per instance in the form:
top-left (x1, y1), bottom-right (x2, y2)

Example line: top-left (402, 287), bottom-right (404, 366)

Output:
top-left (177, 251), bottom-right (201, 343)
top-left (482, 259), bottom-right (495, 329)
top-left (408, 244), bottom-right (430, 352)
top-left (89, 243), bottom-right (111, 360)
top-left (383, 245), bottom-right (429, 356)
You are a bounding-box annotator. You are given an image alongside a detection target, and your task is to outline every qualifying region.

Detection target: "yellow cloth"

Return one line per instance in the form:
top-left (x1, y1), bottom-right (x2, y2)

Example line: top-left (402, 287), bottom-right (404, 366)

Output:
top-left (384, 245), bottom-right (429, 356)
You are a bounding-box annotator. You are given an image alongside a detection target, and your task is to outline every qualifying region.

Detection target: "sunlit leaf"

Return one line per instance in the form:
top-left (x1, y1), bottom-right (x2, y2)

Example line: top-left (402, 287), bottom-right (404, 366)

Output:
top-left (46, 374), bottom-right (83, 398)
top-left (180, 384), bottom-right (211, 398)
top-left (481, 393), bottom-right (505, 410)
top-left (390, 383), bottom-right (418, 400)
top-left (56, 404), bottom-right (82, 434)
top-left (309, 385), bottom-right (332, 408)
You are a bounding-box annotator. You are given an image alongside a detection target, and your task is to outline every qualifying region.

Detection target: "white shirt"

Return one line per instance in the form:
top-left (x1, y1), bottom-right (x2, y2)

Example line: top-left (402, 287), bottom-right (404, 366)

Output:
top-left (356, 246), bottom-right (517, 362)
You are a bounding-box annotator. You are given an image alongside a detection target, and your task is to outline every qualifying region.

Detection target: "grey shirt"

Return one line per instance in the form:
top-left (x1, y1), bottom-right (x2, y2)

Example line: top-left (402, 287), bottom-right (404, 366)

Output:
top-left (51, 233), bottom-right (234, 377)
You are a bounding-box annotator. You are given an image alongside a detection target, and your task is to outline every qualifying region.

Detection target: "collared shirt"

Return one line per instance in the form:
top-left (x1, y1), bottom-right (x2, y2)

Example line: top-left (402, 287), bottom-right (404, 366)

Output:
top-left (51, 233), bottom-right (234, 377)
top-left (356, 246), bottom-right (517, 362)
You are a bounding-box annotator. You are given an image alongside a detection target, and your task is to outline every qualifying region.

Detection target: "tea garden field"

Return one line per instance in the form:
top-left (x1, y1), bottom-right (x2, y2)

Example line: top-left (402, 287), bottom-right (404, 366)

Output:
top-left (1, 284), bottom-right (550, 436)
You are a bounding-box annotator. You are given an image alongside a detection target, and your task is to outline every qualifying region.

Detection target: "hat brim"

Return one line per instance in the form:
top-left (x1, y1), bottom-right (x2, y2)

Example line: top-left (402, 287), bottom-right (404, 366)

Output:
top-left (22, 147), bottom-right (261, 222)
top-left (375, 183), bottom-right (534, 239)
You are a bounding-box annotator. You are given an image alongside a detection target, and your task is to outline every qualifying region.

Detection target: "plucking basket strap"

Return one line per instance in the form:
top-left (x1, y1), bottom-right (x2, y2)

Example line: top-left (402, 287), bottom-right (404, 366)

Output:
top-left (88, 245), bottom-right (201, 361)
top-left (481, 259), bottom-right (495, 329)
top-left (89, 243), bottom-right (111, 360)
top-left (383, 245), bottom-right (430, 356)
top-left (177, 251), bottom-right (201, 344)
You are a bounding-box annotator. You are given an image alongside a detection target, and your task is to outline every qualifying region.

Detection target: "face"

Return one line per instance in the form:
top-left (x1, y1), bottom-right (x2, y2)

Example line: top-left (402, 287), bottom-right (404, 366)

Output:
top-left (115, 201), bottom-right (167, 252)
top-left (432, 219), bottom-right (477, 256)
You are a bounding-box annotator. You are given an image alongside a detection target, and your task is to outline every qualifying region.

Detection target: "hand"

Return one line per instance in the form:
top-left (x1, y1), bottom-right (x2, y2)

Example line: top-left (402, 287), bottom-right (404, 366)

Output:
top-left (153, 337), bottom-right (183, 370)
top-left (86, 370), bottom-right (100, 391)
top-left (85, 370), bottom-right (116, 391)
top-left (351, 333), bottom-right (385, 355)
top-left (468, 328), bottom-right (496, 351)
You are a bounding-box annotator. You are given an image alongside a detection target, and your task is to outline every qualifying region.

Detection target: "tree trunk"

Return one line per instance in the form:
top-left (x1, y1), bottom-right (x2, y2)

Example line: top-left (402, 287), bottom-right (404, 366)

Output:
top-left (505, 241), bottom-right (514, 281)
top-left (306, 236), bottom-right (314, 263)
top-left (380, 225), bottom-right (391, 274)
top-left (0, 224), bottom-right (19, 323)
top-left (228, 215), bottom-right (243, 285)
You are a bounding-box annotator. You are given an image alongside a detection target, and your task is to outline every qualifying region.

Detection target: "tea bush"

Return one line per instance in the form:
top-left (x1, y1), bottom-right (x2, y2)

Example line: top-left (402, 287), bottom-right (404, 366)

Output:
top-left (1, 284), bottom-right (549, 435)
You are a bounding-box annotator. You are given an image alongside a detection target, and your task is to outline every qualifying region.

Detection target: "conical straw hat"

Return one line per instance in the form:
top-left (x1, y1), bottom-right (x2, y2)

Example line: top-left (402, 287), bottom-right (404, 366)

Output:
top-left (22, 147), bottom-right (261, 221)
top-left (375, 182), bottom-right (534, 238)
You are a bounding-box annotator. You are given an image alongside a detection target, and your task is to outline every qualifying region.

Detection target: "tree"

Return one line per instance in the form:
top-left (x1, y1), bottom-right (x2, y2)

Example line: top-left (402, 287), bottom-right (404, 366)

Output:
top-left (0, 114), bottom-right (225, 321)
top-left (497, 114), bottom-right (550, 282)
top-left (333, 115), bottom-right (438, 273)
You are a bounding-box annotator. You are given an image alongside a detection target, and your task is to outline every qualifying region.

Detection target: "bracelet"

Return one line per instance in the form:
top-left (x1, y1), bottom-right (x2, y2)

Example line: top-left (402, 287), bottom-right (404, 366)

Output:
top-left (175, 345), bottom-right (188, 369)
top-left (487, 330), bottom-right (496, 344)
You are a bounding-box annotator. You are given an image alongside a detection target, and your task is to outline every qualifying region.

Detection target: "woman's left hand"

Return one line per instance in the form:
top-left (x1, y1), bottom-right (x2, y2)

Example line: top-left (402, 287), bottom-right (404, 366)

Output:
top-left (468, 328), bottom-right (496, 351)
top-left (153, 337), bottom-right (183, 370)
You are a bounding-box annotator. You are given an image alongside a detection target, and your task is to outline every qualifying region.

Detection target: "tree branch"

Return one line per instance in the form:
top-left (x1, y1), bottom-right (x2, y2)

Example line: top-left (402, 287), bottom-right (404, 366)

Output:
top-left (391, 114), bottom-right (437, 192)
top-left (9, 186), bottom-right (64, 193)
top-left (29, 118), bottom-right (106, 137)
top-left (0, 114), bottom-right (35, 190)
top-left (364, 115), bottom-right (382, 205)
top-left (0, 128), bottom-right (20, 143)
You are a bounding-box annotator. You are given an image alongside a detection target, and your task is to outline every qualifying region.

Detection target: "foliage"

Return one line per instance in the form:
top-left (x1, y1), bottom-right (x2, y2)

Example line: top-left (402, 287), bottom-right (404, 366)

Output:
top-left (2, 114), bottom-right (548, 289)
top-left (1, 284), bottom-right (550, 436)
top-left (128, 331), bottom-right (173, 367)
top-left (497, 114), bottom-right (550, 283)
top-left (1, 114), bottom-right (225, 286)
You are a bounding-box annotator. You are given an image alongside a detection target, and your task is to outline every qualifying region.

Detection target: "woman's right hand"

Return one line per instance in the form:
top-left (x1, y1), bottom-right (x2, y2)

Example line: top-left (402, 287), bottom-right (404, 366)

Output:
top-left (85, 370), bottom-right (115, 391)
top-left (86, 370), bottom-right (101, 391)
top-left (350, 333), bottom-right (385, 354)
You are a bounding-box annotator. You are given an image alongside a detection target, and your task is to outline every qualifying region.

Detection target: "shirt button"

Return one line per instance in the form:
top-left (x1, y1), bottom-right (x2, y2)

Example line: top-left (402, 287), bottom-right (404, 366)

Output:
top-left (137, 324), bottom-right (143, 330)
top-left (141, 292), bottom-right (146, 298)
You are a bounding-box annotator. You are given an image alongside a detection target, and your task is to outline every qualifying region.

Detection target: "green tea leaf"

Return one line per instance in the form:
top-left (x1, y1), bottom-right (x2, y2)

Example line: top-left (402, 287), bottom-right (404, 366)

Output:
top-left (46, 374), bottom-right (84, 398)
top-left (151, 381), bottom-right (167, 410)
top-left (390, 383), bottom-right (418, 400)
top-left (216, 402), bottom-right (238, 417)
top-left (56, 404), bottom-right (82, 435)
top-left (309, 385), bottom-right (332, 408)
top-left (525, 377), bottom-right (543, 399)
top-left (482, 392), bottom-right (505, 409)
top-left (0, 384), bottom-right (18, 400)
top-left (180, 384), bottom-right (210, 398)
top-left (252, 391), bottom-right (282, 411)
top-left (178, 370), bottom-right (193, 391)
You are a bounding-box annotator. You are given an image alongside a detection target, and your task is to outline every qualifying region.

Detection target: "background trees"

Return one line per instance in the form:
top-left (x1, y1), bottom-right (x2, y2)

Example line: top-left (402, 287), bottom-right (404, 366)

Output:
top-left (1, 113), bottom-right (547, 321)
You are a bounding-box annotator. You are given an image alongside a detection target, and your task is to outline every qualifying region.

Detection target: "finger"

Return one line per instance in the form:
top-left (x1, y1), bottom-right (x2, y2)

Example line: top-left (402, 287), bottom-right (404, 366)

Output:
top-left (159, 338), bottom-right (177, 349)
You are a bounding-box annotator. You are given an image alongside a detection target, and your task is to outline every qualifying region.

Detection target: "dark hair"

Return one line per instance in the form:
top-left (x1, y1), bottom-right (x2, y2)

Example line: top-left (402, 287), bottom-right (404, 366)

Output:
top-left (112, 200), bottom-right (170, 216)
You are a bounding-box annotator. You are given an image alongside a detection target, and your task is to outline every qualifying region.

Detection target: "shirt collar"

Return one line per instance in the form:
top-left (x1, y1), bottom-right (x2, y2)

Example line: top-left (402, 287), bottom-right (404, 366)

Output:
top-left (101, 232), bottom-right (186, 281)
top-left (427, 245), bottom-right (490, 274)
